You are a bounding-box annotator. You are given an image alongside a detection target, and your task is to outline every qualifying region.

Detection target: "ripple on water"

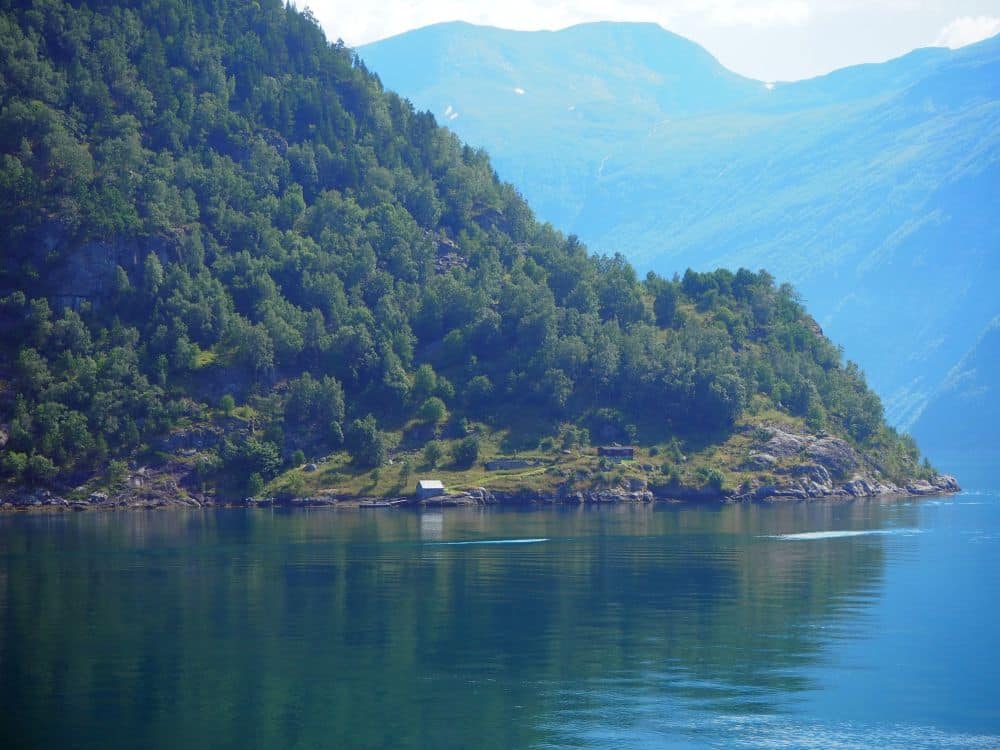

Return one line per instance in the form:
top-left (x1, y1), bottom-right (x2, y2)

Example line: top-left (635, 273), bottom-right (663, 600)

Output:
top-left (427, 537), bottom-right (549, 546)
top-left (717, 714), bottom-right (1000, 750)
top-left (764, 529), bottom-right (921, 541)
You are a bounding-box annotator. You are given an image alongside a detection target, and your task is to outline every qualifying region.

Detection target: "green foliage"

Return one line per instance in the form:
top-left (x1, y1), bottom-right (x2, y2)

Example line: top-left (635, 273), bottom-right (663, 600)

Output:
top-left (450, 436), bottom-right (480, 468)
top-left (464, 375), bottom-right (494, 409)
top-left (417, 396), bottom-right (447, 425)
top-left (220, 394), bottom-right (235, 416)
top-left (1, 452), bottom-right (29, 481)
top-left (284, 374), bottom-right (345, 433)
top-left (422, 440), bottom-right (444, 469)
top-left (345, 415), bottom-right (387, 469)
top-left (247, 473), bottom-right (265, 497)
top-left (26, 454), bottom-right (57, 484)
top-left (284, 473), bottom-right (307, 499)
top-left (560, 424), bottom-right (590, 450)
top-left (696, 467), bottom-right (725, 491)
top-left (411, 364), bottom-right (438, 403)
top-left (106, 459), bottom-right (128, 486)
top-left (221, 438), bottom-right (282, 494)
top-left (647, 273), bottom-right (679, 328)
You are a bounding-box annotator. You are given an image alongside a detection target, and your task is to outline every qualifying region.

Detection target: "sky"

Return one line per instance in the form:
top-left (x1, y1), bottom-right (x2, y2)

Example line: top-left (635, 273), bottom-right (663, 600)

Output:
top-left (303, 0), bottom-right (1000, 81)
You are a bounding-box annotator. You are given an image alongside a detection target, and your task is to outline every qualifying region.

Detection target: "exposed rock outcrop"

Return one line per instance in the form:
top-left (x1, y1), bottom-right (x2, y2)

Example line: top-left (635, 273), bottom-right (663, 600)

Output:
top-left (762, 429), bottom-right (807, 457)
top-left (730, 471), bottom-right (960, 503)
top-left (806, 437), bottom-right (857, 475)
top-left (23, 219), bottom-right (180, 310)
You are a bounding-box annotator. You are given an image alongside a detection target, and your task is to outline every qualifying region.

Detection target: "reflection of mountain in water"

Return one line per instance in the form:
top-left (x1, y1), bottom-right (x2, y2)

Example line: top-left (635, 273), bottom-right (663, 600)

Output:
top-left (0, 505), bottom-right (908, 748)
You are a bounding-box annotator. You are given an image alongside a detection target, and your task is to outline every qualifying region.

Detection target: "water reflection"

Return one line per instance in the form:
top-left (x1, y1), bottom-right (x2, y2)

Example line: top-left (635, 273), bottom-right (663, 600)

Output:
top-left (0, 500), bottom-right (943, 749)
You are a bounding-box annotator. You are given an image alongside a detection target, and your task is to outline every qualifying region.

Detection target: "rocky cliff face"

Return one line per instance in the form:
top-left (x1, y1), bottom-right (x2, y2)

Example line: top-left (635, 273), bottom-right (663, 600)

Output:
top-left (8, 220), bottom-right (177, 309)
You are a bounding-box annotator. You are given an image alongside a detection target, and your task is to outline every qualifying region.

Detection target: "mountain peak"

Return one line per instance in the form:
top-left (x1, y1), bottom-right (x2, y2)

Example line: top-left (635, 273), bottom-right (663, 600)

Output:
top-left (359, 21), bottom-right (761, 123)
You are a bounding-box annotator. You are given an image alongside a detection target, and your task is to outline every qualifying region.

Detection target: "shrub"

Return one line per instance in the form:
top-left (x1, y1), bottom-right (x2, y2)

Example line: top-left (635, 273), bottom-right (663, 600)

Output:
top-left (346, 415), bottom-right (387, 468)
top-left (107, 459), bottom-right (128, 485)
top-left (696, 466), bottom-right (725, 490)
top-left (247, 473), bottom-right (265, 497)
top-left (1, 452), bottom-right (28, 480)
top-left (279, 473), bottom-right (305, 500)
top-left (423, 441), bottom-right (444, 468)
top-left (221, 438), bottom-right (282, 482)
top-left (451, 436), bottom-right (480, 468)
top-left (26, 454), bottom-right (57, 483)
top-left (559, 424), bottom-right (589, 450)
top-left (417, 396), bottom-right (447, 425)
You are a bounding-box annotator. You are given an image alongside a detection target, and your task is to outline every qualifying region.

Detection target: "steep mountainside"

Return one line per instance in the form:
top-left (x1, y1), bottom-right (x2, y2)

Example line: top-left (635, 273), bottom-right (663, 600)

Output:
top-left (912, 317), bottom-right (1000, 459)
top-left (361, 23), bottom-right (1000, 432)
top-left (0, 0), bottom-right (946, 507)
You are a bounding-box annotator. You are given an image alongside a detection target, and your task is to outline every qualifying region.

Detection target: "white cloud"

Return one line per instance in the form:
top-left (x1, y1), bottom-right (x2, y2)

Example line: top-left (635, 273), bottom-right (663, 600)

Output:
top-left (934, 16), bottom-right (1000, 49)
top-left (514, 87), bottom-right (526, 94)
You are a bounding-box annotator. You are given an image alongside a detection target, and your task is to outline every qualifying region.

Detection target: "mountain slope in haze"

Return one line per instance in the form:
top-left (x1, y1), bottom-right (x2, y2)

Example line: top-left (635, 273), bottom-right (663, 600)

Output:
top-left (361, 23), bottom-right (1000, 432)
top-left (0, 0), bottom-right (942, 504)
top-left (361, 21), bottom-right (770, 232)
top-left (911, 316), bottom-right (1000, 461)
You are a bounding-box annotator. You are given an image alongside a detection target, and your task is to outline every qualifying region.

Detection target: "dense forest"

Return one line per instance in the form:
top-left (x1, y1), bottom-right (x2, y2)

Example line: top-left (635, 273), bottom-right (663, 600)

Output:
top-left (0, 0), bottom-right (931, 499)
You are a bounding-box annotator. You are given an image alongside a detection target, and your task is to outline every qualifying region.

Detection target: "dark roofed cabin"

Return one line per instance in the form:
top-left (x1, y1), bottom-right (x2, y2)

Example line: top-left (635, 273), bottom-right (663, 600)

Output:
top-left (598, 446), bottom-right (635, 459)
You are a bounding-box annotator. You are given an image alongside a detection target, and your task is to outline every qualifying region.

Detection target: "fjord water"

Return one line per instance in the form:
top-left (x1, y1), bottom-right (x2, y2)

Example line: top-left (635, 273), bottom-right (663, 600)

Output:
top-left (3, 491), bottom-right (999, 749)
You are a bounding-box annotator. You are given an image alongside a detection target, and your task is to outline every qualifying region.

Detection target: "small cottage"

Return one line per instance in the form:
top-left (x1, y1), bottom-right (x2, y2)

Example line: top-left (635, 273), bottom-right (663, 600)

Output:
top-left (416, 479), bottom-right (445, 499)
top-left (598, 446), bottom-right (635, 460)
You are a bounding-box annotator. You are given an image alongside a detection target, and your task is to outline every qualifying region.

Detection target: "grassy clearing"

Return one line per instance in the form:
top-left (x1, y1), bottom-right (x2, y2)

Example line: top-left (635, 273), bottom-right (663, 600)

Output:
top-left (261, 418), bottom-right (782, 500)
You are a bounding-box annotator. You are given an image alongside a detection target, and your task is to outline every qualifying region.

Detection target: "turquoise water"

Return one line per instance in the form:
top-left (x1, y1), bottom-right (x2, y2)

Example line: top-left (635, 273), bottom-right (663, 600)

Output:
top-left (2, 490), bottom-right (999, 749)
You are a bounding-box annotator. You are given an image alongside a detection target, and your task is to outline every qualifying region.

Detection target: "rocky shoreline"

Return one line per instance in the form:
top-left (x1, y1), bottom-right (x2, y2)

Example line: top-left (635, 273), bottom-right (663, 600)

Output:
top-left (1, 472), bottom-right (961, 513)
top-left (0, 424), bottom-right (962, 514)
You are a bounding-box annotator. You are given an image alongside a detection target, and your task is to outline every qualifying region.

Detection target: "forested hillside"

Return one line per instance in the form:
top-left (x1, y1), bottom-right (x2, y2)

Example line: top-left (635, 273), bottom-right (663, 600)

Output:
top-left (0, 0), bottom-right (935, 502)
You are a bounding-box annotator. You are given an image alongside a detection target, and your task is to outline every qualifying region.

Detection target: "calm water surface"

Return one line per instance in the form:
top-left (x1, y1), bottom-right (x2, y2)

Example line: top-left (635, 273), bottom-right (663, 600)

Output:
top-left (2, 483), bottom-right (999, 749)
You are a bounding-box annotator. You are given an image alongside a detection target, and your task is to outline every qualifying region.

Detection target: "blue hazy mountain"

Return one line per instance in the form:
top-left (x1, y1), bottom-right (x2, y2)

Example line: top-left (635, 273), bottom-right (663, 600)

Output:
top-left (361, 23), bottom-right (1000, 431)
top-left (911, 316), bottom-right (1000, 461)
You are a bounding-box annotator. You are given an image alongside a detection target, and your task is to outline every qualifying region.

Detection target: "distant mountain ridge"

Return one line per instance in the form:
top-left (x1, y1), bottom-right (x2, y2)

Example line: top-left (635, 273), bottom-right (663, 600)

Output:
top-left (360, 23), bottom-right (1000, 439)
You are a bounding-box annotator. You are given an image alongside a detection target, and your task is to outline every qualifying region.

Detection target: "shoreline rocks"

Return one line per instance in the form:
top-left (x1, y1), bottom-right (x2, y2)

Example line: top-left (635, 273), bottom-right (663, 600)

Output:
top-left (729, 472), bottom-right (960, 503)
top-left (0, 473), bottom-right (962, 515)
